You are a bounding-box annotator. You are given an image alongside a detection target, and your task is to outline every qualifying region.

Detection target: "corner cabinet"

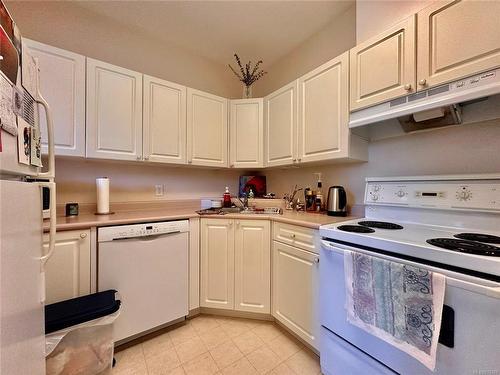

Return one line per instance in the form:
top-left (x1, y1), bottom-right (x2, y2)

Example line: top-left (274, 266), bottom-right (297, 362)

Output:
top-left (265, 81), bottom-right (298, 167)
top-left (24, 39), bottom-right (86, 157)
top-left (229, 99), bottom-right (264, 168)
top-left (298, 52), bottom-right (365, 162)
top-left (143, 75), bottom-right (187, 164)
top-left (86, 58), bottom-right (143, 161)
top-left (349, 15), bottom-right (416, 111)
top-left (187, 88), bottom-right (228, 167)
top-left (416, 0), bottom-right (500, 90)
top-left (43, 230), bottom-right (92, 305)
top-left (200, 219), bottom-right (270, 314)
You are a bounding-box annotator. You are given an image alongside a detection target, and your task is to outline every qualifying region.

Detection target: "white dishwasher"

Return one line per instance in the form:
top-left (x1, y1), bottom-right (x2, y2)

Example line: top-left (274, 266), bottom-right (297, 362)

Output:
top-left (98, 220), bottom-right (189, 343)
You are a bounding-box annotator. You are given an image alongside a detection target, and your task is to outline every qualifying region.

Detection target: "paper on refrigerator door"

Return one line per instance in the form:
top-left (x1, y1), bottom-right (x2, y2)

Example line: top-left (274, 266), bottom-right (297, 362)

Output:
top-left (30, 125), bottom-right (42, 167)
top-left (17, 116), bottom-right (31, 165)
top-left (21, 47), bottom-right (38, 99)
top-left (0, 73), bottom-right (17, 136)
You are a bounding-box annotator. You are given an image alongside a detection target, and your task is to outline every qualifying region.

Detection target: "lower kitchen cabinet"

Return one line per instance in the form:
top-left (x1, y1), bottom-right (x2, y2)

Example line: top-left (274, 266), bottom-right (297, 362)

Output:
top-left (272, 240), bottom-right (320, 350)
top-left (200, 219), bottom-right (270, 313)
top-left (234, 220), bottom-right (270, 313)
top-left (43, 229), bottom-right (92, 304)
top-left (200, 219), bottom-right (235, 310)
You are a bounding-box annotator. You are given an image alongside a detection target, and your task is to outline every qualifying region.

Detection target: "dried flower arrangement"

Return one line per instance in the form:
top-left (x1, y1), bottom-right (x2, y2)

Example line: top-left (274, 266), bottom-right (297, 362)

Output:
top-left (228, 53), bottom-right (267, 98)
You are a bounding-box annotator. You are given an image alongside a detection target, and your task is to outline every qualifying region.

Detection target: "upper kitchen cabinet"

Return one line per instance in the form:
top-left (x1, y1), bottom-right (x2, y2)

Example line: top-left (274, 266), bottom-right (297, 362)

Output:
top-left (187, 88), bottom-right (228, 167)
top-left (229, 98), bottom-right (264, 168)
top-left (24, 39), bottom-right (86, 157)
top-left (86, 58), bottom-right (143, 161)
top-left (349, 15), bottom-right (416, 111)
top-left (143, 75), bottom-right (187, 164)
top-left (298, 52), bottom-right (366, 163)
top-left (265, 81), bottom-right (298, 167)
top-left (417, 0), bottom-right (500, 90)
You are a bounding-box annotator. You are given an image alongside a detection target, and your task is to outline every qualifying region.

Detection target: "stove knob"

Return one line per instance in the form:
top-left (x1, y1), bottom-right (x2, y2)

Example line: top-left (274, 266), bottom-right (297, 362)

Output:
top-left (371, 194), bottom-right (379, 201)
top-left (396, 190), bottom-right (406, 198)
top-left (456, 188), bottom-right (472, 201)
top-left (373, 185), bottom-right (381, 192)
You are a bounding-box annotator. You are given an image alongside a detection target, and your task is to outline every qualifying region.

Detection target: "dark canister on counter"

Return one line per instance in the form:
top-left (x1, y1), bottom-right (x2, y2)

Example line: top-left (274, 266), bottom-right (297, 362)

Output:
top-left (65, 203), bottom-right (79, 217)
top-left (305, 188), bottom-right (316, 212)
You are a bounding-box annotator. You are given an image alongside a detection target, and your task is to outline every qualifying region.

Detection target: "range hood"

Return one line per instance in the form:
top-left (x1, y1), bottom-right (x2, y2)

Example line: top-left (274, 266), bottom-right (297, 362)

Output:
top-left (350, 68), bottom-right (500, 140)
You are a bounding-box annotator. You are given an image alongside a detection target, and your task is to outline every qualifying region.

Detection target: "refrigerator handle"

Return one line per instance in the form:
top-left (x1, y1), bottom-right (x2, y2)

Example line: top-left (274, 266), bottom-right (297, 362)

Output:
top-left (35, 60), bottom-right (55, 180)
top-left (39, 181), bottom-right (56, 267)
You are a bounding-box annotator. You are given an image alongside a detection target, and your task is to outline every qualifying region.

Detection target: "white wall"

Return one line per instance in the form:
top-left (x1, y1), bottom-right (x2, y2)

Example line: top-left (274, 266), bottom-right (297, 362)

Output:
top-left (253, 4), bottom-right (357, 97)
top-left (6, 1), bottom-right (240, 98)
top-left (266, 121), bottom-right (500, 207)
top-left (54, 158), bottom-right (243, 205)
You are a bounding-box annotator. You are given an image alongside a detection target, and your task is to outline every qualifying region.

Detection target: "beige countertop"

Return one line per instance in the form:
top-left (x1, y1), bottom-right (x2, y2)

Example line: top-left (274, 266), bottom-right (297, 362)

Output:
top-left (44, 204), bottom-right (359, 232)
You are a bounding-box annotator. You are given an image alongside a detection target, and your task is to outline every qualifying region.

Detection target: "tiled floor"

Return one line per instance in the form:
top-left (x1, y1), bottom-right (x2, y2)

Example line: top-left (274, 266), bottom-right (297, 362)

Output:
top-left (111, 314), bottom-right (321, 375)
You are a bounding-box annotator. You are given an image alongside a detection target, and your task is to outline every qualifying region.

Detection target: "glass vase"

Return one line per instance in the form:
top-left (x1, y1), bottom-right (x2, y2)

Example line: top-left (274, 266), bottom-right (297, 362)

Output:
top-left (243, 85), bottom-right (253, 99)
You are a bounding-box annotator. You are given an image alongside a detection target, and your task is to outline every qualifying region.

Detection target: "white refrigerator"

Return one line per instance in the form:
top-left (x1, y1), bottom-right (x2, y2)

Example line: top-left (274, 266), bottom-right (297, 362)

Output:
top-left (0, 2), bottom-right (56, 374)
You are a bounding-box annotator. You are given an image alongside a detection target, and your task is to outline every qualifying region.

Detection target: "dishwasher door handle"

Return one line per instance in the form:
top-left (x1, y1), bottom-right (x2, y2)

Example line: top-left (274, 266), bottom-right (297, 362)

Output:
top-left (111, 231), bottom-right (182, 242)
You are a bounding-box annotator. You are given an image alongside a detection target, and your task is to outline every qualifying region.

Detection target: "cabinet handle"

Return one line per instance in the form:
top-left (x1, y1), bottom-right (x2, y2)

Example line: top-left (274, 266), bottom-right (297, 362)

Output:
top-left (418, 79), bottom-right (427, 86)
top-left (236, 221), bottom-right (240, 226)
top-left (144, 156), bottom-right (149, 161)
top-left (314, 257), bottom-right (319, 264)
top-left (80, 233), bottom-right (87, 239)
top-left (298, 158), bottom-right (302, 162)
top-left (404, 83), bottom-right (412, 91)
top-left (136, 156), bottom-right (142, 160)
top-left (293, 158), bottom-right (297, 163)
top-left (188, 160), bottom-right (192, 164)
top-left (230, 164), bottom-right (235, 168)
top-left (290, 233), bottom-right (296, 239)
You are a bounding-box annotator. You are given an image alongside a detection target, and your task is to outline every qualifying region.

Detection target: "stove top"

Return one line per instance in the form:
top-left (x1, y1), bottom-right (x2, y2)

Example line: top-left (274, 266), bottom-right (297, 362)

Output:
top-left (320, 218), bottom-right (500, 277)
top-left (454, 233), bottom-right (500, 244)
top-left (427, 238), bottom-right (500, 256)
top-left (358, 221), bottom-right (404, 230)
top-left (337, 225), bottom-right (375, 233)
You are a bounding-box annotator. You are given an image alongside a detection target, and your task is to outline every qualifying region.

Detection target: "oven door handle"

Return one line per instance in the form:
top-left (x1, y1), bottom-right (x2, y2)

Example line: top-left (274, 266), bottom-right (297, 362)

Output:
top-left (321, 240), bottom-right (500, 299)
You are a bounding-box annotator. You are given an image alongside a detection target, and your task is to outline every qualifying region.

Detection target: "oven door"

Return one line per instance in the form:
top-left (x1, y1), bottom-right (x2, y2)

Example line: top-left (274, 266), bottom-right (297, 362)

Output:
top-left (320, 239), bottom-right (500, 375)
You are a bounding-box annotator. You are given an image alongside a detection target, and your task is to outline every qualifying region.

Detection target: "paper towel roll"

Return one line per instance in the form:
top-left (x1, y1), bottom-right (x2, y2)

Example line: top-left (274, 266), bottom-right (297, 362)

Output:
top-left (96, 177), bottom-right (110, 214)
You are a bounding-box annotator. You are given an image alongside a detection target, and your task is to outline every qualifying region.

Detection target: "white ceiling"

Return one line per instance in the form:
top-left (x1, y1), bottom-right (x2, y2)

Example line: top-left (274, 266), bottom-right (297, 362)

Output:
top-left (73, 1), bottom-right (354, 67)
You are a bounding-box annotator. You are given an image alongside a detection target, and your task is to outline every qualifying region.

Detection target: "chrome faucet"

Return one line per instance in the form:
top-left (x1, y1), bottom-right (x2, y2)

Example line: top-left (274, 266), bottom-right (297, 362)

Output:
top-left (237, 193), bottom-right (249, 210)
top-left (284, 185), bottom-right (303, 210)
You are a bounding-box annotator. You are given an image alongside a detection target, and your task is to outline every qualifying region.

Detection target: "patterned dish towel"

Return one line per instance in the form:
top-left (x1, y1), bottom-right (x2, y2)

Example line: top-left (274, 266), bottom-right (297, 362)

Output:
top-left (344, 251), bottom-right (446, 370)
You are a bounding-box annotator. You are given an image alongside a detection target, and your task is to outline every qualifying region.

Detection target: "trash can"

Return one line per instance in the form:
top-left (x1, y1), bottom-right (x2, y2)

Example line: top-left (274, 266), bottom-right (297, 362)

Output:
top-left (45, 290), bottom-right (121, 375)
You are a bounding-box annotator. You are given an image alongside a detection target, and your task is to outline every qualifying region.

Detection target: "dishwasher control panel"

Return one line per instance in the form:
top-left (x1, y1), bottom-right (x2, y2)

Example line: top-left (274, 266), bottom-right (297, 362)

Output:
top-left (98, 220), bottom-right (189, 242)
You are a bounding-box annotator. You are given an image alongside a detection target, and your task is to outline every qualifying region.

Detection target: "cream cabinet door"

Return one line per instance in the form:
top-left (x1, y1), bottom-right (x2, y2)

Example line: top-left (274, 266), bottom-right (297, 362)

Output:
top-left (298, 52), bottom-right (349, 163)
top-left (272, 241), bottom-right (319, 350)
top-left (143, 75), bottom-right (186, 164)
top-left (350, 15), bottom-right (416, 111)
top-left (234, 220), bottom-right (270, 313)
top-left (86, 58), bottom-right (143, 161)
top-left (24, 39), bottom-right (86, 157)
top-left (200, 219), bottom-right (235, 310)
top-left (43, 230), bottom-right (91, 305)
top-left (265, 81), bottom-right (298, 167)
top-left (229, 99), bottom-right (264, 168)
top-left (187, 88), bottom-right (228, 167)
top-left (417, 0), bottom-right (500, 90)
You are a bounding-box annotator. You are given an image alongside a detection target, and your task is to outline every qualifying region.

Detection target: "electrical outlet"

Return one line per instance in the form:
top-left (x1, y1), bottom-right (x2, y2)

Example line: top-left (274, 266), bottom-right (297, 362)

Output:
top-left (155, 184), bottom-right (164, 197)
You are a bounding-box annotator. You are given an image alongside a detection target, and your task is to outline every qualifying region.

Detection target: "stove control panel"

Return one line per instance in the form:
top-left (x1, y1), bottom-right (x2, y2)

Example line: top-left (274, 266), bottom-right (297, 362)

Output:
top-left (365, 178), bottom-right (500, 212)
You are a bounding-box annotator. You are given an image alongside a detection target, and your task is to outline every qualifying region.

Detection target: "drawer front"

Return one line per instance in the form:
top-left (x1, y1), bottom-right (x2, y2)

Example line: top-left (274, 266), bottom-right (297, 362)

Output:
top-left (273, 222), bottom-right (318, 254)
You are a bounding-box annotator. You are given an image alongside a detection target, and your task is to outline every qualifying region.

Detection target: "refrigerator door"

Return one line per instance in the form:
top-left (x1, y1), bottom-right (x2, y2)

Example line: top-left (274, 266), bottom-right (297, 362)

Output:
top-left (0, 180), bottom-right (45, 375)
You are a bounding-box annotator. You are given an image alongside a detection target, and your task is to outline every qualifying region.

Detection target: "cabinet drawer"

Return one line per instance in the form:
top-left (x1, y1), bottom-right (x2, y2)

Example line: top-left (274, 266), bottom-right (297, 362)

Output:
top-left (273, 222), bottom-right (318, 254)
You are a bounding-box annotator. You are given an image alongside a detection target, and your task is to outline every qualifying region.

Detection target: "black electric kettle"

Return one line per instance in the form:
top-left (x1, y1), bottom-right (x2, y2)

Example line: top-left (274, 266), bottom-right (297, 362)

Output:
top-left (327, 186), bottom-right (347, 216)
